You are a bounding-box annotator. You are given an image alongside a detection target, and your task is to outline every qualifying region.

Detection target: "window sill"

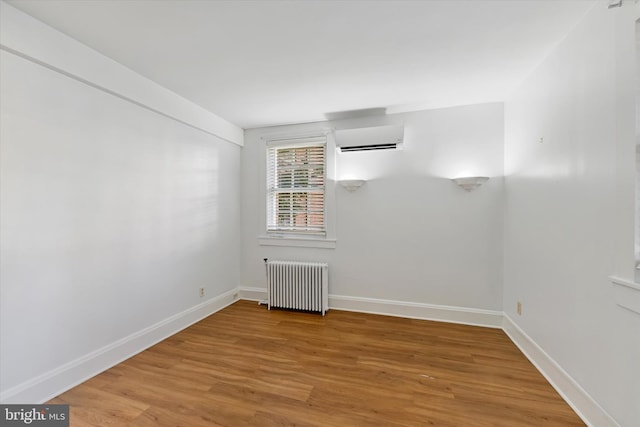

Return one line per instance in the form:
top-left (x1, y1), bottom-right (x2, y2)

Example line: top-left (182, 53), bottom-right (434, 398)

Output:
top-left (609, 276), bottom-right (640, 315)
top-left (258, 236), bottom-right (336, 249)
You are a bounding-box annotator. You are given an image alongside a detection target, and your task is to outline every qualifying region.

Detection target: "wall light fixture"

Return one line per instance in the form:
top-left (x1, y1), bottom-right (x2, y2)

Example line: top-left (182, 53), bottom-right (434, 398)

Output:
top-left (451, 176), bottom-right (489, 192)
top-left (339, 179), bottom-right (366, 192)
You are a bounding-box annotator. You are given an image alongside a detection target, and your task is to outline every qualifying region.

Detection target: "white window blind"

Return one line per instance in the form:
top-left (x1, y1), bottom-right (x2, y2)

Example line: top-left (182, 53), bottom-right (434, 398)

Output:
top-left (267, 138), bottom-right (326, 235)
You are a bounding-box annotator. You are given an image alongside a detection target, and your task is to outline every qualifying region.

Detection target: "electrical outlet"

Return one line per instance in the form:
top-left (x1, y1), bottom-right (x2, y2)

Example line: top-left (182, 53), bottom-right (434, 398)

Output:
top-left (517, 301), bottom-right (522, 315)
top-left (199, 287), bottom-right (205, 298)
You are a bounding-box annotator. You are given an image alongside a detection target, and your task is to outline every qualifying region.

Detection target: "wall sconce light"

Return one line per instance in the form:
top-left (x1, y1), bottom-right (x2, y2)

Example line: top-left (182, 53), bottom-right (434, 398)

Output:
top-left (451, 176), bottom-right (489, 192)
top-left (340, 179), bottom-right (366, 192)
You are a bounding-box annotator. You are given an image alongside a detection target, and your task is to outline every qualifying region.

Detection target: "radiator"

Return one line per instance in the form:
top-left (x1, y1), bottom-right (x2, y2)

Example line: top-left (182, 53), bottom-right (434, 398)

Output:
top-left (266, 260), bottom-right (329, 315)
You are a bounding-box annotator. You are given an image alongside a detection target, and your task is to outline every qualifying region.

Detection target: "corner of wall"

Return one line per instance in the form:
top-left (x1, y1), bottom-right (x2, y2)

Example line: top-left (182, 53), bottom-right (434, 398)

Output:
top-left (0, 1), bottom-right (243, 146)
top-left (0, 289), bottom-right (239, 404)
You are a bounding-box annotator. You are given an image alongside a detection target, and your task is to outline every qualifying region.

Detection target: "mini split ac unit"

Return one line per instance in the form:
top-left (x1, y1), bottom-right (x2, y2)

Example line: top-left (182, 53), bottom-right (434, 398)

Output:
top-left (335, 125), bottom-right (404, 152)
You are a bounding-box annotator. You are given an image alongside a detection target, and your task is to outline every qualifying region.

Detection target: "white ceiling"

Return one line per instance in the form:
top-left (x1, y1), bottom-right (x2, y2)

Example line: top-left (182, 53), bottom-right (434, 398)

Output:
top-left (7, 0), bottom-right (595, 129)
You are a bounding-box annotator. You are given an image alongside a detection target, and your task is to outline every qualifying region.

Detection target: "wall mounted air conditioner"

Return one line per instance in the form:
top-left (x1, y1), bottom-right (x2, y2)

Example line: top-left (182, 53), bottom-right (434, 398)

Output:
top-left (335, 125), bottom-right (404, 152)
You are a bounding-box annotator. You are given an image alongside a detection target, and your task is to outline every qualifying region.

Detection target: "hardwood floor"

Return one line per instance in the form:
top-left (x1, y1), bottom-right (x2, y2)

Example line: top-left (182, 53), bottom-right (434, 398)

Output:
top-left (49, 300), bottom-right (584, 426)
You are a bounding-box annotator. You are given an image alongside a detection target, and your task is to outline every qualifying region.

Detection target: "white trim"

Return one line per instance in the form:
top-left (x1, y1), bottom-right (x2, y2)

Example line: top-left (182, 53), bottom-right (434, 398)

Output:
top-left (609, 275), bottom-right (640, 291)
top-left (238, 286), bottom-right (268, 302)
top-left (259, 128), bottom-right (337, 245)
top-left (266, 140), bottom-right (328, 236)
top-left (260, 128), bottom-right (333, 143)
top-left (258, 236), bottom-right (337, 249)
top-left (265, 136), bottom-right (327, 148)
top-left (0, 2), bottom-right (243, 146)
top-left (329, 294), bottom-right (503, 328)
top-left (502, 315), bottom-right (619, 427)
top-left (609, 276), bottom-right (640, 314)
top-left (0, 289), bottom-right (239, 404)
top-left (237, 288), bottom-right (501, 327)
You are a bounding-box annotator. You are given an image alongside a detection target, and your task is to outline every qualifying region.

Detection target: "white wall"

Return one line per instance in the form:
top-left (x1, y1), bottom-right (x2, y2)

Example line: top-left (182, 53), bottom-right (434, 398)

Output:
top-left (504, 2), bottom-right (639, 426)
top-left (241, 103), bottom-right (504, 315)
top-left (0, 7), bottom-right (241, 402)
top-left (636, 20), bottom-right (640, 278)
top-left (0, 2), bottom-right (243, 146)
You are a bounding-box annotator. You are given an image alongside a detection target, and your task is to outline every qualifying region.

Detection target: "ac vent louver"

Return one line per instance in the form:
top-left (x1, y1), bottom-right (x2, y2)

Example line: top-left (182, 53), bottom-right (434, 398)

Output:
top-left (339, 143), bottom-right (398, 152)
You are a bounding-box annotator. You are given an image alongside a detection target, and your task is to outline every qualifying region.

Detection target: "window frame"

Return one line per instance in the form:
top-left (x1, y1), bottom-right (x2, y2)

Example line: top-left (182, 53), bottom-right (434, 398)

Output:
top-left (259, 131), bottom-right (336, 249)
top-left (266, 138), bottom-right (327, 236)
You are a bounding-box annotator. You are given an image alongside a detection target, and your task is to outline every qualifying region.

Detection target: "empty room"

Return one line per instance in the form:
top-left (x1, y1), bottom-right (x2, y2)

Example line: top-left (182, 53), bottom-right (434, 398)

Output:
top-left (1, 0), bottom-right (639, 426)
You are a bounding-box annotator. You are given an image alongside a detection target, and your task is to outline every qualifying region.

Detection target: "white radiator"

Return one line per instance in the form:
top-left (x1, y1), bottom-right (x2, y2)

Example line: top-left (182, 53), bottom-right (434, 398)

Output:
top-left (266, 260), bottom-right (329, 315)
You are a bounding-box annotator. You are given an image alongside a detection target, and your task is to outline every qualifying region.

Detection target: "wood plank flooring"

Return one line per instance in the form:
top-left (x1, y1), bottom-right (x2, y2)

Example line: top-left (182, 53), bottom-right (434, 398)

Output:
top-left (49, 300), bottom-right (584, 426)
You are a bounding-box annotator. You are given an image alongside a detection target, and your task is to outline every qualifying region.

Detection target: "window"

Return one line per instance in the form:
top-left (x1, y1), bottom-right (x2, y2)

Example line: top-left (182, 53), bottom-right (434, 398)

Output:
top-left (266, 137), bottom-right (326, 235)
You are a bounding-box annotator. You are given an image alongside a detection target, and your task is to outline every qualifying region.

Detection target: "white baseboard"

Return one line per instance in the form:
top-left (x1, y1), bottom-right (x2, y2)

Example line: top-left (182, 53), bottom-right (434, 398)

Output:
top-left (237, 287), bottom-right (502, 328)
top-left (238, 286), bottom-right (268, 302)
top-left (502, 315), bottom-right (619, 427)
top-left (0, 288), bottom-right (238, 404)
top-left (329, 294), bottom-right (503, 328)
